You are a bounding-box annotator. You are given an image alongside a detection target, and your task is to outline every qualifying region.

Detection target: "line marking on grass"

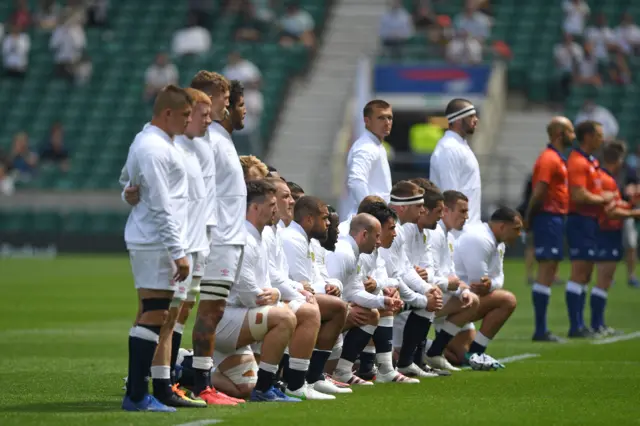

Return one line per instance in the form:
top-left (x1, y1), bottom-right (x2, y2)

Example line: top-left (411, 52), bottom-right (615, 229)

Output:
top-left (591, 331), bottom-right (640, 345)
top-left (174, 420), bottom-right (222, 426)
top-left (497, 353), bottom-right (540, 364)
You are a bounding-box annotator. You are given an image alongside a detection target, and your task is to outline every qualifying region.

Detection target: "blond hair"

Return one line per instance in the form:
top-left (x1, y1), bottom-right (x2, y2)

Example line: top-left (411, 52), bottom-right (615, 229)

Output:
top-left (184, 88), bottom-right (212, 105)
top-left (240, 155), bottom-right (269, 179)
top-left (190, 71), bottom-right (230, 97)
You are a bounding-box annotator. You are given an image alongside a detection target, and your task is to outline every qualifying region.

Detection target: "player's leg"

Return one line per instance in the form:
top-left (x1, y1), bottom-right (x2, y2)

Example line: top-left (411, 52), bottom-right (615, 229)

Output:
top-left (525, 232), bottom-right (536, 285)
top-left (280, 301), bottom-right (319, 392)
top-left (467, 289), bottom-right (518, 359)
top-left (356, 339), bottom-right (376, 379)
top-left (592, 229), bottom-right (623, 335)
top-left (123, 249), bottom-right (177, 412)
top-left (623, 218), bottom-right (639, 287)
top-left (396, 304), bottom-right (436, 376)
top-left (333, 305), bottom-right (379, 385)
top-left (373, 308), bottom-right (420, 383)
top-left (425, 294), bottom-right (479, 371)
top-left (566, 215), bottom-right (597, 337)
top-left (443, 324), bottom-right (476, 365)
top-left (212, 353), bottom-right (257, 399)
top-left (191, 245), bottom-right (242, 403)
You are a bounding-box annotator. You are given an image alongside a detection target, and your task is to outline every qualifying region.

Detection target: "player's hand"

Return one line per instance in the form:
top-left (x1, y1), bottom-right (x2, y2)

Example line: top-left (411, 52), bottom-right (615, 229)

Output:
top-left (384, 296), bottom-right (404, 312)
top-left (299, 280), bottom-right (315, 294)
top-left (257, 288), bottom-right (280, 305)
top-left (415, 266), bottom-right (429, 281)
top-left (602, 191), bottom-right (615, 203)
top-left (363, 276), bottom-right (377, 293)
top-left (299, 289), bottom-right (316, 304)
top-left (325, 284), bottom-right (341, 297)
top-left (447, 275), bottom-right (461, 291)
top-left (471, 277), bottom-right (491, 296)
top-left (426, 287), bottom-right (443, 312)
top-left (173, 256), bottom-right (190, 282)
top-left (382, 287), bottom-right (398, 298)
top-left (460, 289), bottom-right (478, 309)
top-left (124, 185), bottom-right (141, 206)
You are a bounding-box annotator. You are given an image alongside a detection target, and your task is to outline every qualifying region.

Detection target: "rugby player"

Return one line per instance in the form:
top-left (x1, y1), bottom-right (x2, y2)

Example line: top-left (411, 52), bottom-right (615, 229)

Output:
top-left (240, 155), bottom-right (269, 180)
top-left (453, 207), bottom-right (521, 370)
top-left (287, 181), bottom-right (305, 202)
top-left (525, 117), bottom-right (574, 342)
top-left (121, 86), bottom-right (193, 412)
top-left (566, 121), bottom-right (613, 338)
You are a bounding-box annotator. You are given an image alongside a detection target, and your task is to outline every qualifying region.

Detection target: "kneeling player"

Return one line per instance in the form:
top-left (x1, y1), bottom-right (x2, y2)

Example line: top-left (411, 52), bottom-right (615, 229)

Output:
top-left (452, 207), bottom-right (521, 370)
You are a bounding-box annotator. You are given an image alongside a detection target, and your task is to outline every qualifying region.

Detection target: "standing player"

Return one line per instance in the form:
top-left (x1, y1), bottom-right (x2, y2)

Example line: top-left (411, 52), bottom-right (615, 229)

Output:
top-left (121, 86), bottom-right (193, 412)
top-left (565, 121), bottom-right (612, 338)
top-left (525, 117), bottom-right (574, 342)
top-left (340, 100), bottom-right (393, 218)
top-left (429, 98), bottom-right (481, 226)
top-left (190, 80), bottom-right (249, 404)
top-left (594, 141), bottom-right (640, 334)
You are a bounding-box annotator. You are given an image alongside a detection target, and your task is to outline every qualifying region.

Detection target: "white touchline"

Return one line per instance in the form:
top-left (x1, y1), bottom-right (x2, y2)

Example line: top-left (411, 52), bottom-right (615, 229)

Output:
top-left (591, 331), bottom-right (640, 345)
top-left (175, 420), bottom-right (223, 426)
top-left (497, 353), bottom-right (540, 364)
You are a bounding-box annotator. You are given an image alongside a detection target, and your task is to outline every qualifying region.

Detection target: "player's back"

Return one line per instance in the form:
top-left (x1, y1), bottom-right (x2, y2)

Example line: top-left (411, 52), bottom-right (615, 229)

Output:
top-left (598, 168), bottom-right (624, 230)
top-left (532, 146), bottom-right (569, 215)
top-left (567, 149), bottom-right (602, 217)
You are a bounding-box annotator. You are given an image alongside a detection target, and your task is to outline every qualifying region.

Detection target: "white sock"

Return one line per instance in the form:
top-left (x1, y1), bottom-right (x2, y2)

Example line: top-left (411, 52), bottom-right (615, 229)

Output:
top-left (335, 359), bottom-right (354, 376)
top-left (376, 351), bottom-right (395, 374)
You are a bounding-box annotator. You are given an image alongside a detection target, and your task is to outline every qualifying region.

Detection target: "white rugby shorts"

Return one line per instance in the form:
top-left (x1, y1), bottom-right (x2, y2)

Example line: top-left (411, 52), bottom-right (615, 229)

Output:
top-left (203, 244), bottom-right (244, 283)
top-left (129, 249), bottom-right (188, 299)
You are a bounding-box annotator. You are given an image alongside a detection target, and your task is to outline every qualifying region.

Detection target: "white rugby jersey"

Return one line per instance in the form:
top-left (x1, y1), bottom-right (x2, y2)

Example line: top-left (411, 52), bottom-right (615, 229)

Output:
top-left (428, 220), bottom-right (457, 291)
top-left (192, 127), bottom-right (217, 227)
top-left (327, 236), bottom-right (386, 309)
top-left (281, 221), bottom-right (329, 294)
top-left (230, 221), bottom-right (281, 308)
top-left (340, 130), bottom-right (392, 218)
top-left (124, 125), bottom-right (188, 260)
top-left (175, 135), bottom-right (209, 255)
top-left (453, 223), bottom-right (505, 292)
top-left (337, 215), bottom-right (353, 237)
top-left (403, 223), bottom-right (434, 273)
top-left (430, 130), bottom-right (482, 225)
top-left (209, 122), bottom-right (247, 246)
top-left (262, 224), bottom-right (305, 302)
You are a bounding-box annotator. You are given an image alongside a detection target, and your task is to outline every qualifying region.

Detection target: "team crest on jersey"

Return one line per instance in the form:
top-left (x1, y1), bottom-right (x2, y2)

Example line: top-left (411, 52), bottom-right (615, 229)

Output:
top-left (357, 265), bottom-right (361, 274)
top-left (220, 268), bottom-right (230, 277)
top-left (309, 251), bottom-right (316, 262)
top-left (448, 242), bottom-right (454, 253)
top-left (423, 233), bottom-right (427, 244)
top-left (498, 248), bottom-right (504, 260)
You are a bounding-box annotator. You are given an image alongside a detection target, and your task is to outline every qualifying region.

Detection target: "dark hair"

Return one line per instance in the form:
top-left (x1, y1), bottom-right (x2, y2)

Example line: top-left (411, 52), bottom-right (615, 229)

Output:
top-left (287, 181), bottom-right (304, 195)
top-left (575, 120), bottom-right (601, 143)
top-left (293, 196), bottom-right (326, 223)
top-left (443, 190), bottom-right (468, 209)
top-left (490, 206), bottom-right (521, 223)
top-left (229, 80), bottom-right (244, 108)
top-left (363, 99), bottom-right (391, 118)
top-left (445, 98), bottom-right (472, 117)
top-left (423, 187), bottom-right (444, 210)
top-left (602, 140), bottom-right (627, 164)
top-left (410, 177), bottom-right (438, 192)
top-left (246, 179), bottom-right (276, 208)
top-left (327, 204), bottom-right (336, 214)
top-left (358, 202), bottom-right (396, 227)
top-left (391, 180), bottom-right (423, 198)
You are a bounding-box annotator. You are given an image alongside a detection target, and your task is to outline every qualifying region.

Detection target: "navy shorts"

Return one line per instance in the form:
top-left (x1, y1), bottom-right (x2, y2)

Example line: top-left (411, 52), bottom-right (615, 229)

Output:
top-left (532, 213), bottom-right (565, 261)
top-left (566, 214), bottom-right (599, 261)
top-left (597, 229), bottom-right (624, 262)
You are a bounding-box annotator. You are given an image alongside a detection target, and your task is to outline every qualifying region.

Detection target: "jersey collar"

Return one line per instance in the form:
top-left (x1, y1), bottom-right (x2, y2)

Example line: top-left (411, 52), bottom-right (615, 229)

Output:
top-left (364, 129), bottom-right (383, 144)
top-left (600, 167), bottom-right (615, 179)
top-left (574, 147), bottom-right (598, 165)
top-left (210, 122), bottom-right (232, 140)
top-left (444, 130), bottom-right (468, 146)
top-left (546, 144), bottom-right (567, 161)
top-left (245, 220), bottom-right (262, 241)
top-left (289, 221), bottom-right (309, 242)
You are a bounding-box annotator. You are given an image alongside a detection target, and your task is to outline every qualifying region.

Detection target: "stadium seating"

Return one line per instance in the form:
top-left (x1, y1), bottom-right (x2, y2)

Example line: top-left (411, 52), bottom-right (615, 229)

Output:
top-left (0, 0), bottom-right (330, 191)
top-left (0, 208), bottom-right (129, 236)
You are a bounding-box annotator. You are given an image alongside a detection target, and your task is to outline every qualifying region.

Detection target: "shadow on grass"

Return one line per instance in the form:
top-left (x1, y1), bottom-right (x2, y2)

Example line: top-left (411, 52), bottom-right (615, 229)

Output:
top-left (0, 400), bottom-right (122, 413)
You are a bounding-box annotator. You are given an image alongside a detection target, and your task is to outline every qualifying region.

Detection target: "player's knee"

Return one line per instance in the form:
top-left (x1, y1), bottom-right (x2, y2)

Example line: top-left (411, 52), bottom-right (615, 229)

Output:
top-left (368, 308), bottom-right (380, 325)
top-left (297, 303), bottom-right (321, 329)
top-left (335, 299), bottom-right (349, 321)
top-left (501, 291), bottom-right (517, 313)
top-left (139, 297), bottom-right (172, 324)
top-left (200, 280), bottom-right (232, 302)
top-left (272, 307), bottom-right (297, 332)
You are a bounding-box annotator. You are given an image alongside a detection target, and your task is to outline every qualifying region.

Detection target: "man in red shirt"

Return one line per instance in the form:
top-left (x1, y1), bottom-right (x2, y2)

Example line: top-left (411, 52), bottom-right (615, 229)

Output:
top-left (566, 121), bottom-right (613, 338)
top-left (525, 117), bottom-right (574, 342)
top-left (594, 141), bottom-right (640, 335)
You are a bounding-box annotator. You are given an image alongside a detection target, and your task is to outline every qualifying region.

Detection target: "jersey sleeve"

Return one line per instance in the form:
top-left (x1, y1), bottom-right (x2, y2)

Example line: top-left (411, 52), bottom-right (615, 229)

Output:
top-left (567, 157), bottom-right (588, 188)
top-left (535, 154), bottom-right (555, 185)
top-left (236, 243), bottom-right (263, 307)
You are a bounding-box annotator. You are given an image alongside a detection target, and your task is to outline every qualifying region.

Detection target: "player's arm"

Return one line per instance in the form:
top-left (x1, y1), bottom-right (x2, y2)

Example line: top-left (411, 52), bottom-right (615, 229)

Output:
top-left (569, 163), bottom-right (611, 205)
top-left (426, 230), bottom-right (451, 292)
top-left (525, 181), bottom-right (549, 226)
top-left (138, 150), bottom-right (185, 260)
top-left (236, 244), bottom-right (270, 307)
top-left (431, 148), bottom-right (462, 191)
top-left (264, 233), bottom-right (305, 301)
top-left (281, 234), bottom-right (313, 283)
top-left (457, 236), bottom-right (491, 295)
top-left (380, 239), bottom-right (430, 293)
top-left (346, 147), bottom-right (376, 204)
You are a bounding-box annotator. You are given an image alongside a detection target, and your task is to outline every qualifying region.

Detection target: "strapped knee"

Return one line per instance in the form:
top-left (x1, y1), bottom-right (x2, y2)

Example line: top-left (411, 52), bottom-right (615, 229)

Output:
top-left (223, 361), bottom-right (258, 385)
top-left (200, 280), bottom-right (232, 301)
top-left (141, 298), bottom-right (172, 313)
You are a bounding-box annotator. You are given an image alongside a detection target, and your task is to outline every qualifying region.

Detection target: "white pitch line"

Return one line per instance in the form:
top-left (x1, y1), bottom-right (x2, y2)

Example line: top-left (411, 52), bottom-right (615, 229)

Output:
top-left (175, 420), bottom-right (222, 426)
top-left (591, 331), bottom-right (640, 345)
top-left (497, 353), bottom-right (540, 364)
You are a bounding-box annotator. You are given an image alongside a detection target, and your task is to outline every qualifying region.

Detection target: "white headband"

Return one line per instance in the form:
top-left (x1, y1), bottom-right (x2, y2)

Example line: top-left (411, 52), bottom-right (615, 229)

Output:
top-left (446, 105), bottom-right (476, 123)
top-left (389, 194), bottom-right (424, 206)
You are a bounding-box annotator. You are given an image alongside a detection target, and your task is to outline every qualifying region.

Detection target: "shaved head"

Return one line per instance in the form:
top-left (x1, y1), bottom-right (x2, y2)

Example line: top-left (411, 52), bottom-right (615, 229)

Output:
top-left (546, 116), bottom-right (575, 149)
top-left (546, 116), bottom-right (572, 138)
top-left (349, 213), bottom-right (378, 236)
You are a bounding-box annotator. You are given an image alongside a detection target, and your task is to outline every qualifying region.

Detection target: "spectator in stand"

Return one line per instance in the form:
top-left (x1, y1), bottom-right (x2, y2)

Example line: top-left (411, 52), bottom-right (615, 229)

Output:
top-left (189, 0), bottom-right (214, 27)
top-left (446, 29), bottom-right (482, 65)
top-left (615, 13), bottom-right (640, 56)
top-left (10, 0), bottom-right (31, 30)
top-left (574, 41), bottom-right (602, 88)
top-left (553, 33), bottom-right (582, 101)
top-left (62, 0), bottom-right (87, 26)
top-left (626, 145), bottom-right (640, 172)
top-left (0, 149), bottom-right (15, 196)
top-left (412, 0), bottom-right (435, 30)
top-left (454, 0), bottom-right (491, 43)
top-left (222, 51), bottom-right (261, 89)
top-left (171, 12), bottom-right (211, 57)
top-left (50, 13), bottom-right (87, 81)
top-left (379, 0), bottom-right (415, 58)
top-left (575, 100), bottom-right (619, 141)
top-left (39, 123), bottom-right (70, 172)
top-left (144, 53), bottom-right (179, 102)
top-left (8, 132), bottom-right (38, 181)
top-left (230, 0), bottom-right (275, 42)
top-left (86, 0), bottom-right (109, 27)
top-left (35, 0), bottom-right (61, 31)
top-left (2, 23), bottom-right (30, 78)
top-left (562, 0), bottom-right (589, 37)
top-left (585, 14), bottom-right (630, 85)
top-left (278, 2), bottom-right (316, 49)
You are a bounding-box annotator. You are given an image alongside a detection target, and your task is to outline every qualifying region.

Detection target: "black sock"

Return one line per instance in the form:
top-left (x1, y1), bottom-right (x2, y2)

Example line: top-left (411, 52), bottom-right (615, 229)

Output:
top-left (373, 325), bottom-right (393, 354)
top-left (177, 355), bottom-right (194, 387)
top-left (414, 338), bottom-right (426, 366)
top-left (170, 330), bottom-right (183, 384)
top-left (128, 325), bottom-right (161, 402)
top-left (341, 327), bottom-right (374, 363)
top-left (279, 353), bottom-right (290, 383)
top-left (306, 350), bottom-right (331, 384)
top-left (469, 340), bottom-right (486, 354)
top-left (426, 330), bottom-right (455, 357)
top-left (255, 368), bottom-right (276, 392)
top-left (193, 369), bottom-right (210, 395)
top-left (358, 350), bottom-right (375, 374)
top-left (397, 312), bottom-right (431, 368)
top-left (152, 377), bottom-right (173, 400)
top-left (126, 331), bottom-right (133, 396)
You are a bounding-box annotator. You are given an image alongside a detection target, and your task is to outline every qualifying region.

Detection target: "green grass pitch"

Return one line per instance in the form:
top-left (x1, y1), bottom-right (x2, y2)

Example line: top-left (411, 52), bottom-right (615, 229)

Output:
top-left (1, 256), bottom-right (639, 426)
